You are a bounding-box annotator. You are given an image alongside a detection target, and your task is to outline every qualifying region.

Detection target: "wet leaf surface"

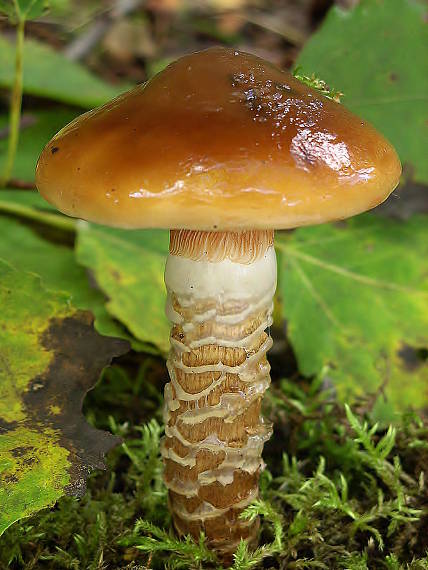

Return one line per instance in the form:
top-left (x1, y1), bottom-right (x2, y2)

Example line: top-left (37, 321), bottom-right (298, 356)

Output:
top-left (0, 261), bottom-right (129, 535)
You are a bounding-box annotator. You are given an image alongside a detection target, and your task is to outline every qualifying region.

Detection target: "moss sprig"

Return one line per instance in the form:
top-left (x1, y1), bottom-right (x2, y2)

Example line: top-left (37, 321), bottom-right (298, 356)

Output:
top-left (293, 67), bottom-right (343, 102)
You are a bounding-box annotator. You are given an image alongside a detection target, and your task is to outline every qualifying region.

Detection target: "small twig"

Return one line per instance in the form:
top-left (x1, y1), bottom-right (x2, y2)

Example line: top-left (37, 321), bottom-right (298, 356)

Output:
top-left (241, 9), bottom-right (309, 46)
top-left (63, 0), bottom-right (146, 61)
top-left (0, 178), bottom-right (36, 189)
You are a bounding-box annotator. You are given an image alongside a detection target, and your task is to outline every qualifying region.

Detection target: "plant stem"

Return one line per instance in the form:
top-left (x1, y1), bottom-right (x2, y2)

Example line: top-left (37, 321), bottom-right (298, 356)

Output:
top-left (0, 16), bottom-right (25, 187)
top-left (0, 200), bottom-right (76, 232)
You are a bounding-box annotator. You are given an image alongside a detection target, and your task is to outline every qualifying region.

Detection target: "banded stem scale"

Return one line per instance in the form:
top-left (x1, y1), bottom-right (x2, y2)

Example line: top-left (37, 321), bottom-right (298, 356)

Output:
top-left (161, 229), bottom-right (277, 558)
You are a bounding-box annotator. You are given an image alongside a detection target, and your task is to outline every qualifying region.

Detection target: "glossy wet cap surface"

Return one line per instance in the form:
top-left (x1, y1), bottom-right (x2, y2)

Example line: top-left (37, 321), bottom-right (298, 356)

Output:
top-left (36, 47), bottom-right (401, 230)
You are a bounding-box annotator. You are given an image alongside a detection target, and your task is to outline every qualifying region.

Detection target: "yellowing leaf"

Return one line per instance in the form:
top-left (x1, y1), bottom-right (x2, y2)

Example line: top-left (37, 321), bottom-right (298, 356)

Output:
top-left (0, 261), bottom-right (128, 535)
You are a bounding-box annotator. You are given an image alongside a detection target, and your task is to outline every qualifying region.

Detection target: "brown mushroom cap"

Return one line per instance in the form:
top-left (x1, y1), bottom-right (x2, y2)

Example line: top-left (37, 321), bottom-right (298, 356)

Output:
top-left (36, 47), bottom-right (401, 230)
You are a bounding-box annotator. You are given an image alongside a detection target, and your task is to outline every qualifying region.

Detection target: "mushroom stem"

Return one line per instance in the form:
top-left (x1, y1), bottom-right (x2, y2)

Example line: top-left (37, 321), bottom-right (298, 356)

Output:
top-left (161, 229), bottom-right (276, 559)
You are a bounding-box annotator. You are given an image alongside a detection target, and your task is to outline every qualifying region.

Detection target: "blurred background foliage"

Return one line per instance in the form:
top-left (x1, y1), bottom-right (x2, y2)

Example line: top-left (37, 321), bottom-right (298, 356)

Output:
top-left (0, 0), bottom-right (427, 568)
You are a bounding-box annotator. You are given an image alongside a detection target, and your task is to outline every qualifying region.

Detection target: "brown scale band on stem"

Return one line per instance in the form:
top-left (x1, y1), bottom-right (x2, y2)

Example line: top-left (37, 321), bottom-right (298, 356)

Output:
top-left (169, 398), bottom-right (263, 446)
top-left (172, 371), bottom-right (263, 407)
top-left (164, 448), bottom-right (227, 483)
top-left (181, 344), bottom-right (248, 368)
top-left (171, 294), bottom-right (266, 320)
top-left (171, 308), bottom-right (269, 345)
top-left (172, 504), bottom-right (260, 552)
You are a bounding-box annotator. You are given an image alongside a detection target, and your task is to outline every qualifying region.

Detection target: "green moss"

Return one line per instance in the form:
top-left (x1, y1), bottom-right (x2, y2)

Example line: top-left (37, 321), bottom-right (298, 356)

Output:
top-left (1, 366), bottom-right (427, 570)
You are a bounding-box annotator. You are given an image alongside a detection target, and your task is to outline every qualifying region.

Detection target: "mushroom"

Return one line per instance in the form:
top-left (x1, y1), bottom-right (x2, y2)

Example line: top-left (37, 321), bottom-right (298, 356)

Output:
top-left (36, 47), bottom-right (401, 560)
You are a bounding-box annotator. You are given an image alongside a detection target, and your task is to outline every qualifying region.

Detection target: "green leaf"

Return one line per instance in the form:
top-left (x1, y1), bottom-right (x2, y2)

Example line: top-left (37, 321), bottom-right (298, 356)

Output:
top-left (0, 189), bottom-right (76, 232)
top-left (76, 223), bottom-right (170, 354)
top-left (277, 215), bottom-right (428, 411)
top-left (295, 0), bottom-right (428, 184)
top-left (0, 0), bottom-right (16, 19)
top-left (0, 0), bottom-right (47, 21)
top-left (0, 188), bottom-right (55, 209)
top-left (0, 260), bottom-right (128, 535)
top-left (0, 36), bottom-right (128, 107)
top-left (0, 190), bottom-right (147, 350)
top-left (0, 110), bottom-right (78, 182)
top-left (16, 0), bottom-right (47, 20)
